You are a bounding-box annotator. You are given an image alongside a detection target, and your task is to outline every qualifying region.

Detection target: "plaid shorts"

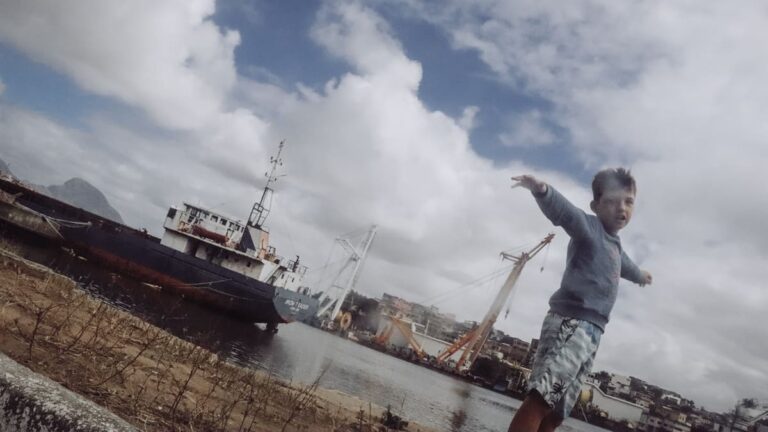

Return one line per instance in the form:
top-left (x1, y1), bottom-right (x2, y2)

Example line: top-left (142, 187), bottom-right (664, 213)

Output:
top-left (527, 311), bottom-right (603, 419)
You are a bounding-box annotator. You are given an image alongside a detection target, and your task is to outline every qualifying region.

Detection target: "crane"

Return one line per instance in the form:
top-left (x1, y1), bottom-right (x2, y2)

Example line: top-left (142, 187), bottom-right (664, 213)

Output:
top-left (316, 225), bottom-right (378, 321)
top-left (436, 233), bottom-right (554, 371)
top-left (374, 315), bottom-right (426, 361)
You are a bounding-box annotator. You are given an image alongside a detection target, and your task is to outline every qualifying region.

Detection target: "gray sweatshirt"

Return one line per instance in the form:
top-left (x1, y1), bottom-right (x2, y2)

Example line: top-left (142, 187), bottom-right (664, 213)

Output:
top-left (534, 186), bottom-right (644, 330)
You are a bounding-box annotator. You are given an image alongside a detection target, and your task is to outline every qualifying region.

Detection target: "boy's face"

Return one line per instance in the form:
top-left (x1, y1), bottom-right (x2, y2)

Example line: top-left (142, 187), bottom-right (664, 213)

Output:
top-left (590, 183), bottom-right (635, 235)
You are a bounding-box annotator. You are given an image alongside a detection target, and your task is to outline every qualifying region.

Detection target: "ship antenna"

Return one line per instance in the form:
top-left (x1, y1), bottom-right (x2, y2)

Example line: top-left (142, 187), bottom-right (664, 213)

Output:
top-left (248, 140), bottom-right (285, 228)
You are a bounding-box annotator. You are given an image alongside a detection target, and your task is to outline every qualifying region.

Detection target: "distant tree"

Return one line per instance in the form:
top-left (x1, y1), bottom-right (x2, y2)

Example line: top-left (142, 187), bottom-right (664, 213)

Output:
top-left (629, 376), bottom-right (646, 391)
top-left (592, 370), bottom-right (611, 383)
top-left (741, 398), bottom-right (758, 409)
top-left (470, 356), bottom-right (507, 386)
top-left (650, 387), bottom-right (664, 403)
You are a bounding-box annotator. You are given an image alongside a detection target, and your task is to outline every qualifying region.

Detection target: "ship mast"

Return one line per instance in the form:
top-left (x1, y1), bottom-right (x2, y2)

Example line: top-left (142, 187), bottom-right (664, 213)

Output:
top-left (248, 141), bottom-right (284, 228)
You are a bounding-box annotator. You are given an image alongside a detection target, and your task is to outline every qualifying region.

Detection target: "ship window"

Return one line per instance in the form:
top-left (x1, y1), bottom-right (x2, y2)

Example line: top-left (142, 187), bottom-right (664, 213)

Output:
top-left (246, 261), bottom-right (251, 267)
top-left (211, 215), bottom-right (218, 222)
top-left (166, 208), bottom-right (177, 219)
top-left (220, 218), bottom-right (227, 226)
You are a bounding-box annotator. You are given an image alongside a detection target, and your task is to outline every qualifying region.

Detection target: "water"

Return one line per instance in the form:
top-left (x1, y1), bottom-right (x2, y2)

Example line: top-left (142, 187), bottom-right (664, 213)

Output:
top-left (5, 232), bottom-right (607, 432)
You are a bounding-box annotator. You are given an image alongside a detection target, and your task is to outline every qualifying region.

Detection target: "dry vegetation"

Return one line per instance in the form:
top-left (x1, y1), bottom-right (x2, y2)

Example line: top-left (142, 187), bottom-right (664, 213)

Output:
top-left (0, 245), bottom-right (431, 432)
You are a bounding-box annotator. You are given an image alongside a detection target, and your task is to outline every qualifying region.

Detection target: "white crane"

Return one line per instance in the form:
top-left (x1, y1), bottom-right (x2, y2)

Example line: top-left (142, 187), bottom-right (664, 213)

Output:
top-left (316, 225), bottom-right (378, 321)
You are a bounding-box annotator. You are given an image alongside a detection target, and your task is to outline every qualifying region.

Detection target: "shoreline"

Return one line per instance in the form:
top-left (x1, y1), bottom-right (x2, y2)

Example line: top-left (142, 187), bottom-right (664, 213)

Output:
top-left (0, 244), bottom-right (436, 432)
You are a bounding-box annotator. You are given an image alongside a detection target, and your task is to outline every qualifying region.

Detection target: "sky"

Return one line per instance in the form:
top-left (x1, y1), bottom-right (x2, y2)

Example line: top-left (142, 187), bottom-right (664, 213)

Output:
top-left (1, 0), bottom-right (767, 412)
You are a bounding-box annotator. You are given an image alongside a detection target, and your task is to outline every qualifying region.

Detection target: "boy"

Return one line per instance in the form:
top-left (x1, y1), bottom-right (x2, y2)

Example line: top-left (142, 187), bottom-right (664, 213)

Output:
top-left (507, 168), bottom-right (652, 432)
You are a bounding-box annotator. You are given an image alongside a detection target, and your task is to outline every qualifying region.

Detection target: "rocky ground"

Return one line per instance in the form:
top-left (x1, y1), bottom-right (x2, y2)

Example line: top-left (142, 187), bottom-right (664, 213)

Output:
top-left (0, 242), bottom-right (434, 432)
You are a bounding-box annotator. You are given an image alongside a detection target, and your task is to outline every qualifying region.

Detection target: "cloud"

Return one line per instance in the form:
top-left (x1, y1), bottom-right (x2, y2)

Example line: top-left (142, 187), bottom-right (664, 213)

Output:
top-left (498, 110), bottom-right (556, 148)
top-left (389, 0), bottom-right (768, 409)
top-left (310, 1), bottom-right (422, 90)
top-left (458, 106), bottom-right (480, 131)
top-left (0, 77), bottom-right (5, 96)
top-left (0, 0), bottom-right (240, 130)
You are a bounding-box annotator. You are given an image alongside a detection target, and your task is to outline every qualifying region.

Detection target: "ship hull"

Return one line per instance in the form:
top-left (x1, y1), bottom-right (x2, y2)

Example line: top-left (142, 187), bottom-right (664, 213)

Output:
top-left (0, 176), bottom-right (318, 324)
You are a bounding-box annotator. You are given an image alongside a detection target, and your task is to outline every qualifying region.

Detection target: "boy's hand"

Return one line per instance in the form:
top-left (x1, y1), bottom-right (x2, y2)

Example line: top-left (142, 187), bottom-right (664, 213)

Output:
top-left (639, 270), bottom-right (653, 286)
top-left (511, 175), bottom-right (547, 195)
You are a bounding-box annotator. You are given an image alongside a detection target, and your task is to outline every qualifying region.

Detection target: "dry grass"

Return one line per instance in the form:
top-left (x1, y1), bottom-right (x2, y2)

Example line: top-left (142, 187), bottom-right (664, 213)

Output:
top-left (0, 245), bottom-right (429, 432)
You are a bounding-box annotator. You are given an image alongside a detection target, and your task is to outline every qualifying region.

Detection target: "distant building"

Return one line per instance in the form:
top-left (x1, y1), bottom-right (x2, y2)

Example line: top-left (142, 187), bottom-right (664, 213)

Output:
top-left (731, 402), bottom-right (768, 432)
top-left (640, 405), bottom-right (692, 432)
top-left (607, 374), bottom-right (632, 398)
top-left (500, 337), bottom-right (530, 364)
top-left (523, 338), bottom-right (538, 368)
top-left (661, 393), bottom-right (682, 406)
top-left (634, 395), bottom-right (653, 410)
top-left (582, 381), bottom-right (644, 424)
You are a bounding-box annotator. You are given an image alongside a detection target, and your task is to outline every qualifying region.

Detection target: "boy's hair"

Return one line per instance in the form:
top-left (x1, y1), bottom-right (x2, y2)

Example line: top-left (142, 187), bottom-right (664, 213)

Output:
top-left (592, 168), bottom-right (636, 201)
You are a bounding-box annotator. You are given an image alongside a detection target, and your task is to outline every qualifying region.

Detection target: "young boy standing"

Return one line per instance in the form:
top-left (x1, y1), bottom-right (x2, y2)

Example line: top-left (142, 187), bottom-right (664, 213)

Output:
top-left (507, 168), bottom-right (652, 432)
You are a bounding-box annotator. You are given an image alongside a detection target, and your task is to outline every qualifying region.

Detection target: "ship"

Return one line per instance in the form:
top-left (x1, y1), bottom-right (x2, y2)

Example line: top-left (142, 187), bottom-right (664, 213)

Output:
top-left (0, 142), bottom-right (318, 331)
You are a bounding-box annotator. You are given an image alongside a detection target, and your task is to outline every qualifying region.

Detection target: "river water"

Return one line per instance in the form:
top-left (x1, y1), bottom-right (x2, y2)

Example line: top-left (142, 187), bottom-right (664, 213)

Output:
top-left (8, 232), bottom-right (607, 432)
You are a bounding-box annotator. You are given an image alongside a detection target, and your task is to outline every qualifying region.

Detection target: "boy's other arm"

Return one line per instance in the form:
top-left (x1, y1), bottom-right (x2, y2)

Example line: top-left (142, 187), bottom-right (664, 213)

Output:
top-left (621, 251), bottom-right (653, 286)
top-left (511, 175), bottom-right (591, 239)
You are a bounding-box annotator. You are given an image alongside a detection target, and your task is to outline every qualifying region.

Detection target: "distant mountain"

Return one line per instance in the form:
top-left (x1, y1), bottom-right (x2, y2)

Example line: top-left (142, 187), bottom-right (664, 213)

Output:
top-left (0, 158), bottom-right (12, 176)
top-left (0, 156), bottom-right (124, 223)
top-left (42, 178), bottom-right (124, 223)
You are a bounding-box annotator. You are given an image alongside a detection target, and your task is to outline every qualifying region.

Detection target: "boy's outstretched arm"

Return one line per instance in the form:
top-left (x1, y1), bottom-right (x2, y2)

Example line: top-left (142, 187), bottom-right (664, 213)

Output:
top-left (621, 251), bottom-right (653, 286)
top-left (639, 270), bottom-right (653, 286)
top-left (511, 174), bottom-right (590, 239)
top-left (511, 175), bottom-right (548, 195)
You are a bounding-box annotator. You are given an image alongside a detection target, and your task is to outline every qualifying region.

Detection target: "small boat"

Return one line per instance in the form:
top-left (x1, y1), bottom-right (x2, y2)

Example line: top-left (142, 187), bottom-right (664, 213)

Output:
top-left (0, 143), bottom-right (318, 331)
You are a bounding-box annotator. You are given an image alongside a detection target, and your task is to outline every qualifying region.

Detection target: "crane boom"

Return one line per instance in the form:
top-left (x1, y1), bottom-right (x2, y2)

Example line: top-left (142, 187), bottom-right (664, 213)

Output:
top-left (437, 233), bottom-right (554, 371)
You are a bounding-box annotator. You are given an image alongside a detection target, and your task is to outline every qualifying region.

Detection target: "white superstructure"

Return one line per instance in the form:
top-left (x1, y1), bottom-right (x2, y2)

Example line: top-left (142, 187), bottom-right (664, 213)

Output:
top-left (158, 141), bottom-right (310, 294)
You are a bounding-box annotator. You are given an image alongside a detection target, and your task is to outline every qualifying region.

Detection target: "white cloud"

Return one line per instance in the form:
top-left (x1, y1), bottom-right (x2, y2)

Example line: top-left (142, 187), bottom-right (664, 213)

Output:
top-left (391, 0), bottom-right (768, 410)
top-left (0, 77), bottom-right (5, 96)
top-left (0, 0), bottom-right (239, 130)
top-left (310, 1), bottom-right (422, 91)
top-left (458, 105), bottom-right (480, 131)
top-left (498, 110), bottom-right (555, 148)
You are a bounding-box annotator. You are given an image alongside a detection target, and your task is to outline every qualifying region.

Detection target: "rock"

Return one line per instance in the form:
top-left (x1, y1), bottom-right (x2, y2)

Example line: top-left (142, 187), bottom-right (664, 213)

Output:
top-left (0, 352), bottom-right (136, 431)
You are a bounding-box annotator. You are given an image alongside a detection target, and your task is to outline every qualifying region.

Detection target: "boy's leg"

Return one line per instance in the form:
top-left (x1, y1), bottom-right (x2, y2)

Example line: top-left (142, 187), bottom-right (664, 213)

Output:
top-left (537, 411), bottom-right (564, 432)
top-left (507, 390), bottom-right (550, 432)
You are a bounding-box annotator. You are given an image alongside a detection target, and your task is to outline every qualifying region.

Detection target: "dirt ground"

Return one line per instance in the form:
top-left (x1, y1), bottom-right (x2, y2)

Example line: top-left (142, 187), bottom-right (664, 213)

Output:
top-left (0, 243), bottom-right (434, 432)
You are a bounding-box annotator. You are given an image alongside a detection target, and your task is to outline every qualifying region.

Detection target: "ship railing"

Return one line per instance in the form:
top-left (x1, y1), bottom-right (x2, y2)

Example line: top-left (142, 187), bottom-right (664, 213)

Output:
top-left (263, 252), bottom-right (285, 266)
top-left (264, 255), bottom-right (308, 276)
top-left (285, 259), bottom-right (308, 276)
top-left (288, 262), bottom-right (309, 276)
